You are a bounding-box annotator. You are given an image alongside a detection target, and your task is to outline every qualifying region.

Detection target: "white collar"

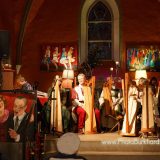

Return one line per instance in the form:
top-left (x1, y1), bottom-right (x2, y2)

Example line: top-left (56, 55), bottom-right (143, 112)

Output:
top-left (13, 112), bottom-right (26, 121)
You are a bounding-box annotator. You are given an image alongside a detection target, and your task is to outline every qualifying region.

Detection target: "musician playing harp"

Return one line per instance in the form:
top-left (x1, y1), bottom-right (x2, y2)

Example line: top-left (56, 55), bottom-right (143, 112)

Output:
top-left (121, 80), bottom-right (138, 136)
top-left (99, 77), bottom-right (123, 132)
top-left (71, 73), bottom-right (100, 134)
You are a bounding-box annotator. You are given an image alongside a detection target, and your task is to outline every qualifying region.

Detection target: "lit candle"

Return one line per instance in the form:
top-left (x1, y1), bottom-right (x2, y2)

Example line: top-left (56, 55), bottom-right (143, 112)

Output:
top-left (116, 61), bottom-right (119, 66)
top-left (110, 67), bottom-right (113, 71)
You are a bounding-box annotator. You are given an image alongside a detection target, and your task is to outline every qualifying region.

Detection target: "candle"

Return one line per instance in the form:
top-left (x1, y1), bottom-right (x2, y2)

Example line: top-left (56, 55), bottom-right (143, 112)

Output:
top-left (110, 67), bottom-right (113, 71)
top-left (116, 61), bottom-right (119, 66)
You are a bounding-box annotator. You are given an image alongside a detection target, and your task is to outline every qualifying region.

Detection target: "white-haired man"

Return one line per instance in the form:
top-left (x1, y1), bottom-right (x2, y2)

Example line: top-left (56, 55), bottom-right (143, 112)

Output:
top-left (72, 73), bottom-right (100, 134)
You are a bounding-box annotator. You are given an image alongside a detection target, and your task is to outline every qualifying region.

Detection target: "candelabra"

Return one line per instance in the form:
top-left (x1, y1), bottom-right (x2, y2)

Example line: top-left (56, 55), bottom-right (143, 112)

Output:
top-left (110, 67), bottom-right (113, 77)
top-left (115, 61), bottom-right (120, 77)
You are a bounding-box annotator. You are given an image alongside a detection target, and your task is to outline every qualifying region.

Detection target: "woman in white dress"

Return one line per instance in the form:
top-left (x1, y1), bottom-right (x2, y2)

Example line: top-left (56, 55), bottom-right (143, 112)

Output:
top-left (121, 80), bottom-right (138, 136)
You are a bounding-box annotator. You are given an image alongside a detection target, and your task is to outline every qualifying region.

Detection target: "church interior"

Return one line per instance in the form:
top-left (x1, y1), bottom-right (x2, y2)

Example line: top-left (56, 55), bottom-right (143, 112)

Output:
top-left (1, 0), bottom-right (160, 160)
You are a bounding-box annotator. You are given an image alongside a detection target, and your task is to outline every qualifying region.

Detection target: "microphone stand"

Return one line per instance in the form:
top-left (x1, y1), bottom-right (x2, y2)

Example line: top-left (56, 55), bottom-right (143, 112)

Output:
top-left (49, 83), bottom-right (57, 135)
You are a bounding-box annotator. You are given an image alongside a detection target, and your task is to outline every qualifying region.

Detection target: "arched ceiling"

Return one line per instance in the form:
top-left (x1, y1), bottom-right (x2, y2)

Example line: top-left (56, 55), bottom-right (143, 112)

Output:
top-left (15, 0), bottom-right (45, 64)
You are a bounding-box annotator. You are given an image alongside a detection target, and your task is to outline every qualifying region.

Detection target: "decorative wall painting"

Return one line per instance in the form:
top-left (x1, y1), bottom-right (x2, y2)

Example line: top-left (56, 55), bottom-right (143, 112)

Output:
top-left (127, 45), bottom-right (160, 71)
top-left (40, 43), bottom-right (78, 72)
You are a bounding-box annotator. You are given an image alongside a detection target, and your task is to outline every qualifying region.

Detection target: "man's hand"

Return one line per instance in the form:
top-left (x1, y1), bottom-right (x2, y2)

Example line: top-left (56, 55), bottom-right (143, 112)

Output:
top-left (8, 128), bottom-right (18, 140)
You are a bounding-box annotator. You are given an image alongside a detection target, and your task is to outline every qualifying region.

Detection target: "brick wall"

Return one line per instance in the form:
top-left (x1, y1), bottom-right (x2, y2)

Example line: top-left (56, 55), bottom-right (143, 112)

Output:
top-left (0, 0), bottom-right (160, 91)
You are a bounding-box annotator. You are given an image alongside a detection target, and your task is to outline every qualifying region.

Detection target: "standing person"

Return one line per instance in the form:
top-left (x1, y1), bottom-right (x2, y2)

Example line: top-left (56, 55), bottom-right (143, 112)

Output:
top-left (7, 96), bottom-right (34, 142)
top-left (137, 77), bottom-right (147, 132)
top-left (15, 75), bottom-right (33, 90)
top-left (0, 95), bottom-right (9, 142)
top-left (121, 80), bottom-right (138, 136)
top-left (140, 78), bottom-right (156, 137)
top-left (72, 73), bottom-right (100, 134)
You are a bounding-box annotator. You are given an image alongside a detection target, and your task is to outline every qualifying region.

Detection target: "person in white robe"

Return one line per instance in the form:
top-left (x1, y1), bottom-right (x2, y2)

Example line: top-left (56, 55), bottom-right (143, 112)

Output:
top-left (121, 80), bottom-right (138, 136)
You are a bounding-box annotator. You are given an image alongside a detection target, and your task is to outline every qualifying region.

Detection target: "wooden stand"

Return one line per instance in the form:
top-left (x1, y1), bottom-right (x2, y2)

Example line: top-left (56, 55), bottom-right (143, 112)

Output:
top-left (1, 69), bottom-right (15, 90)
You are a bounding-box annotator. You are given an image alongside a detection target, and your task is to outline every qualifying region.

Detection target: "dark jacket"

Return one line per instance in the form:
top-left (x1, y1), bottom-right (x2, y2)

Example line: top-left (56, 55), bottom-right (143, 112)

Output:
top-left (7, 112), bottom-right (35, 142)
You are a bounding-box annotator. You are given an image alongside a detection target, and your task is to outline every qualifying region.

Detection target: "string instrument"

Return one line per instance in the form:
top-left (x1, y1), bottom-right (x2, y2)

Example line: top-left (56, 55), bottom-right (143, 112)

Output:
top-left (74, 74), bottom-right (96, 133)
top-left (102, 76), bottom-right (115, 115)
top-left (85, 76), bottom-right (96, 133)
top-left (121, 73), bottom-right (129, 134)
top-left (125, 73), bottom-right (129, 133)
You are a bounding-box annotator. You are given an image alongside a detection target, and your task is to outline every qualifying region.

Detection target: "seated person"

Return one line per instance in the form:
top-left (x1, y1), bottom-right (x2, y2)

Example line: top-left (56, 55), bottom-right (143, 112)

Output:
top-left (15, 75), bottom-right (33, 90)
top-left (72, 73), bottom-right (100, 134)
top-left (61, 91), bottom-right (71, 133)
top-left (45, 75), bottom-right (70, 134)
top-left (110, 81), bottom-right (123, 117)
top-left (99, 77), bottom-right (123, 132)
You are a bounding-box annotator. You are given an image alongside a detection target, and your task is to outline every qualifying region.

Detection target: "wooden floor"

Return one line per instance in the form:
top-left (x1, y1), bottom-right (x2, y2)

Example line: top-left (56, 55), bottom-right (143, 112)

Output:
top-left (44, 132), bottom-right (160, 160)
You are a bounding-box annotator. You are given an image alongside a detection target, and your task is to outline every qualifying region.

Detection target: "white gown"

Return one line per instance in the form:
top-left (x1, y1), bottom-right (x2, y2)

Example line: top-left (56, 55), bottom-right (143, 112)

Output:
top-left (121, 86), bottom-right (138, 135)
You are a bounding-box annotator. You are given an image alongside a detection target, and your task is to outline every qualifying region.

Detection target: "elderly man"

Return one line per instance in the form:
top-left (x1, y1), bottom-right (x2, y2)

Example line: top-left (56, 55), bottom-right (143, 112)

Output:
top-left (72, 73), bottom-right (100, 134)
top-left (7, 96), bottom-right (34, 142)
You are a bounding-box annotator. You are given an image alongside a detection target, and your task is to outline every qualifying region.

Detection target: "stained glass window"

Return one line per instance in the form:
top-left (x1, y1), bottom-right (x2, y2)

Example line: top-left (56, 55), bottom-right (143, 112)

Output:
top-left (88, 2), bottom-right (112, 63)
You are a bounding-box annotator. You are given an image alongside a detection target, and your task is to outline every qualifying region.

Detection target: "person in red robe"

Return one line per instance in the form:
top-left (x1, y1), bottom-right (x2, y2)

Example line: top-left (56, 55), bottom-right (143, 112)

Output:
top-left (71, 73), bottom-right (100, 134)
